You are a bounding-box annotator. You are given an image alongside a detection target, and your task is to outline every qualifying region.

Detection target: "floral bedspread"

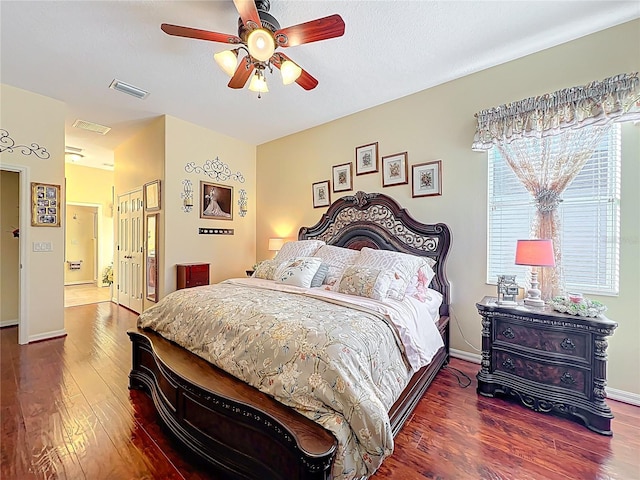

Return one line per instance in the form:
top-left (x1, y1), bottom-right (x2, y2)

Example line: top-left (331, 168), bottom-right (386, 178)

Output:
top-left (137, 280), bottom-right (416, 479)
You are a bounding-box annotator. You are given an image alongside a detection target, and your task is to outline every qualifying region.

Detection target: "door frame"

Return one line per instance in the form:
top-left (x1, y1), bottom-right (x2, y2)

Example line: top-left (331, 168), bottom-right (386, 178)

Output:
top-left (1, 163), bottom-right (30, 344)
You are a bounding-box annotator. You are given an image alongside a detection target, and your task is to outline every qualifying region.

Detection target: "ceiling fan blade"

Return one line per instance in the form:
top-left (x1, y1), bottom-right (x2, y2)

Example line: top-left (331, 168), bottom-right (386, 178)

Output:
top-left (161, 23), bottom-right (241, 44)
top-left (233, 0), bottom-right (262, 29)
top-left (274, 14), bottom-right (345, 48)
top-left (273, 53), bottom-right (319, 91)
top-left (228, 60), bottom-right (255, 89)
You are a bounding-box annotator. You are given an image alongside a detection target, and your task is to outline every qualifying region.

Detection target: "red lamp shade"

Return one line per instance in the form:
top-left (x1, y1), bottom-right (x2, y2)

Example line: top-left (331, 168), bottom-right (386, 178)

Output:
top-left (515, 239), bottom-right (556, 267)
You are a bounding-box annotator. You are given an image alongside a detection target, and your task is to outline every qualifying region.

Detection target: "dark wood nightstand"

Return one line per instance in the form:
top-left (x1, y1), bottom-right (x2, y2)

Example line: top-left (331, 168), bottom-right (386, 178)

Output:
top-left (176, 263), bottom-right (210, 290)
top-left (476, 296), bottom-right (617, 435)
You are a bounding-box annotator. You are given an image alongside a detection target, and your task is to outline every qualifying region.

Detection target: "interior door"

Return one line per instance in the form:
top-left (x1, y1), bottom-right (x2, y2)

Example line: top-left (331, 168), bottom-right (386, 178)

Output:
top-left (117, 189), bottom-right (143, 313)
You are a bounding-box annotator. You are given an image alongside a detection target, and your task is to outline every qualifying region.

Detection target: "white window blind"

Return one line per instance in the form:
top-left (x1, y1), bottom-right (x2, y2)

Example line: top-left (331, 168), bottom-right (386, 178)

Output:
top-left (487, 125), bottom-right (620, 295)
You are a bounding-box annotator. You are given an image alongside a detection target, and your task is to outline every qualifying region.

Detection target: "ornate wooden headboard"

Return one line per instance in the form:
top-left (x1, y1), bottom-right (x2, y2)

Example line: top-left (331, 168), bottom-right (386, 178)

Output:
top-left (299, 191), bottom-right (451, 316)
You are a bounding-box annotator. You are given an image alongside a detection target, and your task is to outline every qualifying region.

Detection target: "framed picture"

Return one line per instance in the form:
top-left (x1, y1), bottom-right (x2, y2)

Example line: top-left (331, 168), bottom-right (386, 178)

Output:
top-left (31, 182), bottom-right (60, 227)
top-left (332, 162), bottom-right (353, 192)
top-left (412, 160), bottom-right (442, 198)
top-left (200, 181), bottom-right (233, 220)
top-left (355, 142), bottom-right (379, 175)
top-left (312, 180), bottom-right (331, 208)
top-left (144, 180), bottom-right (161, 211)
top-left (382, 152), bottom-right (408, 187)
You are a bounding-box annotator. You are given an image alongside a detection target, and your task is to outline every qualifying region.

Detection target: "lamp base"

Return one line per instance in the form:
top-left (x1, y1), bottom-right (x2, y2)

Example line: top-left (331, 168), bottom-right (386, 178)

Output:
top-left (524, 297), bottom-right (546, 307)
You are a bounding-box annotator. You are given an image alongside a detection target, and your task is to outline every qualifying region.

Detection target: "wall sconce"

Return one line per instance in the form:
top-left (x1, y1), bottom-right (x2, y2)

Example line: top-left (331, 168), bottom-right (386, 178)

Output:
top-left (181, 179), bottom-right (194, 213)
top-left (268, 238), bottom-right (284, 257)
top-left (238, 189), bottom-right (247, 217)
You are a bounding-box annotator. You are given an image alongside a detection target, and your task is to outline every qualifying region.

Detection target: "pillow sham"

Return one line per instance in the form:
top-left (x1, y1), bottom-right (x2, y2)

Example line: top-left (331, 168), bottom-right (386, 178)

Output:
top-left (275, 257), bottom-right (323, 288)
top-left (310, 262), bottom-right (329, 288)
top-left (274, 240), bottom-right (325, 262)
top-left (405, 264), bottom-right (436, 302)
top-left (253, 259), bottom-right (285, 280)
top-left (313, 244), bottom-right (361, 286)
top-left (355, 247), bottom-right (432, 301)
top-left (335, 265), bottom-right (393, 300)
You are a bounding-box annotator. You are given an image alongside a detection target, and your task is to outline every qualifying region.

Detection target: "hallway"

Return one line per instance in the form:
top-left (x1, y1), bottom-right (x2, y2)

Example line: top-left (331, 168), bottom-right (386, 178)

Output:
top-left (64, 283), bottom-right (112, 308)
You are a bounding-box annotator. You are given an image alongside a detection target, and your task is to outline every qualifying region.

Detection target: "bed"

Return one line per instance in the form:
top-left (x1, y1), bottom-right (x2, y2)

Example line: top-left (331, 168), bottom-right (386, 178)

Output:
top-left (128, 191), bottom-right (451, 480)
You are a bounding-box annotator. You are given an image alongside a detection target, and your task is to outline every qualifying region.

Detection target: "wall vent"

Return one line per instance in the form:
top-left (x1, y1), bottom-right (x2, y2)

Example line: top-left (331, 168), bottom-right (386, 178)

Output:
top-left (72, 119), bottom-right (111, 135)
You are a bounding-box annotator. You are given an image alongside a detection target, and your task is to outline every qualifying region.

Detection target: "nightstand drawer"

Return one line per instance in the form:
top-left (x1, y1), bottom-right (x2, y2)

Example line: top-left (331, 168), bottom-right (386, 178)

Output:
top-left (495, 318), bottom-right (588, 360)
top-left (493, 350), bottom-right (588, 395)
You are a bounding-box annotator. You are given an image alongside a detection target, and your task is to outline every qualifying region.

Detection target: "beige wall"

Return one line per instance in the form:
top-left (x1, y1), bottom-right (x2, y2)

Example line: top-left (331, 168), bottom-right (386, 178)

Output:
top-left (64, 205), bottom-right (97, 284)
top-left (163, 115), bottom-right (256, 291)
top-left (114, 117), bottom-right (165, 311)
top-left (1, 170), bottom-right (20, 325)
top-left (0, 83), bottom-right (66, 342)
top-left (65, 163), bottom-right (115, 286)
top-left (256, 20), bottom-right (640, 396)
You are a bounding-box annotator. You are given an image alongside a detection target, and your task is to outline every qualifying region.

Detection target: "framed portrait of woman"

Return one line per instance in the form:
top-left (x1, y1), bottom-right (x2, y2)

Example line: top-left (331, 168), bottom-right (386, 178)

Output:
top-left (200, 182), bottom-right (233, 220)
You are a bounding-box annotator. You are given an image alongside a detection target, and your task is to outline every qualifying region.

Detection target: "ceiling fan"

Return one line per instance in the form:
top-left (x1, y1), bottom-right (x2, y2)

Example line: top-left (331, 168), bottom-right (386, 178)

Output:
top-left (161, 0), bottom-right (345, 96)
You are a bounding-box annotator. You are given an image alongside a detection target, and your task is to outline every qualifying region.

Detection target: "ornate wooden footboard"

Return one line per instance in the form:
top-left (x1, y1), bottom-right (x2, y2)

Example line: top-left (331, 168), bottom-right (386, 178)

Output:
top-left (129, 191), bottom-right (451, 479)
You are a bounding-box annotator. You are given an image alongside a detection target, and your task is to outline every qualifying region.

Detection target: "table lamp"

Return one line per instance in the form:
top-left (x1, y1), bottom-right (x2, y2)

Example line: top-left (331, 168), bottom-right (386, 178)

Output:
top-left (268, 238), bottom-right (284, 258)
top-left (515, 239), bottom-right (556, 307)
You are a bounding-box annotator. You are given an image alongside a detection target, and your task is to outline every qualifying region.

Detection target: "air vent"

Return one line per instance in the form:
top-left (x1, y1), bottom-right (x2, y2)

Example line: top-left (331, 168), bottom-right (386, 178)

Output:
top-left (72, 119), bottom-right (111, 135)
top-left (65, 145), bottom-right (83, 154)
top-left (109, 79), bottom-right (149, 99)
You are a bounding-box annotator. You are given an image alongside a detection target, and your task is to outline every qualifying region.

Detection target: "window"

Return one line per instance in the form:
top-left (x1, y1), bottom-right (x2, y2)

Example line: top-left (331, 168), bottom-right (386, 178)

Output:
top-left (487, 125), bottom-right (620, 295)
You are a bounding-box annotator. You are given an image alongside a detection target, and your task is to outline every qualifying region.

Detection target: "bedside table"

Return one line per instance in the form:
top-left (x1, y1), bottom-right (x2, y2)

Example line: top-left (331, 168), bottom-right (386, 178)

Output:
top-left (476, 296), bottom-right (617, 435)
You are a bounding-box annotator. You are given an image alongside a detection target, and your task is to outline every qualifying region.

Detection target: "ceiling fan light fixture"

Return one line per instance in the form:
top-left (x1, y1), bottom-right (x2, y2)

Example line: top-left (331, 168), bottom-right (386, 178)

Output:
top-left (248, 71), bottom-right (269, 94)
top-left (247, 28), bottom-right (275, 62)
top-left (214, 49), bottom-right (239, 77)
top-left (280, 60), bottom-right (302, 85)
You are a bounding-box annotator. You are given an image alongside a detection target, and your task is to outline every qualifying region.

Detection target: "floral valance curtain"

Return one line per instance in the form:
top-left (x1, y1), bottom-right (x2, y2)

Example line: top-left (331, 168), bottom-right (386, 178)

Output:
top-left (472, 72), bottom-right (640, 151)
top-left (473, 72), bottom-right (639, 299)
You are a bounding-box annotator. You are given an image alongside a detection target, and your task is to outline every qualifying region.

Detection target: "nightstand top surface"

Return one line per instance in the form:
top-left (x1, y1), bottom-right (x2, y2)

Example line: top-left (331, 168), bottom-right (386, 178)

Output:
top-left (477, 296), bottom-right (617, 329)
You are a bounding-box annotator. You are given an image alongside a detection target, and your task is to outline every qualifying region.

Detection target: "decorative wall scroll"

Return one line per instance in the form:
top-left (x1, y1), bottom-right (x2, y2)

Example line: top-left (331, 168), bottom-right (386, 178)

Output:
top-left (185, 157), bottom-right (245, 183)
top-left (31, 182), bottom-right (60, 226)
top-left (0, 129), bottom-right (51, 159)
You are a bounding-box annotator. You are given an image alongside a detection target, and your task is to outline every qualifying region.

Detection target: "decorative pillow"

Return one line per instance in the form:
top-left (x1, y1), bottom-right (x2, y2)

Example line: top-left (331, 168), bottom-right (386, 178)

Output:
top-left (355, 247), bottom-right (431, 301)
top-left (253, 259), bottom-right (285, 280)
top-left (405, 263), bottom-right (436, 302)
top-left (310, 262), bottom-right (329, 287)
top-left (313, 244), bottom-right (361, 286)
top-left (335, 265), bottom-right (392, 300)
top-left (275, 257), bottom-right (323, 288)
top-left (274, 240), bottom-right (325, 262)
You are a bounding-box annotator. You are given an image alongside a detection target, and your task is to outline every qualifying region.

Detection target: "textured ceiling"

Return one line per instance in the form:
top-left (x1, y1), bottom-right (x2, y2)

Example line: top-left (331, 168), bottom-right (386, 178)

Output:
top-left (1, 1), bottom-right (638, 170)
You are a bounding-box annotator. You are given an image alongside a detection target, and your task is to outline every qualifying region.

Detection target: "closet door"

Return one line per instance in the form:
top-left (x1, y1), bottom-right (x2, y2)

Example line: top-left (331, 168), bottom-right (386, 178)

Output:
top-left (117, 189), bottom-right (143, 313)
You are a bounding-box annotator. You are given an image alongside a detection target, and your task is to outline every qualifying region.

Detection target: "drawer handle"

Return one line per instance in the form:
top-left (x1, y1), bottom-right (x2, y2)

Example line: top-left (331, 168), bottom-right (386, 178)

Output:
top-left (560, 372), bottom-right (576, 385)
top-left (561, 338), bottom-right (576, 351)
top-left (502, 358), bottom-right (516, 371)
top-left (502, 327), bottom-right (515, 339)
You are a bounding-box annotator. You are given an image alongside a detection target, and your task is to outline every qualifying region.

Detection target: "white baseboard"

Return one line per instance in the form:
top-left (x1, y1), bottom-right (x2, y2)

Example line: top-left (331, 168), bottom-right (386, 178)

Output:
top-left (449, 348), bottom-right (639, 407)
top-left (451, 348), bottom-right (481, 364)
top-left (606, 387), bottom-right (640, 406)
top-left (0, 319), bottom-right (18, 328)
top-left (29, 329), bottom-right (67, 343)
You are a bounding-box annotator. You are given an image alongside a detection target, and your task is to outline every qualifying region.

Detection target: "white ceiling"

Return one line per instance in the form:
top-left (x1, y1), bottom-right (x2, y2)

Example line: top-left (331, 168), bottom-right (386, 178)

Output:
top-left (1, 1), bottom-right (638, 170)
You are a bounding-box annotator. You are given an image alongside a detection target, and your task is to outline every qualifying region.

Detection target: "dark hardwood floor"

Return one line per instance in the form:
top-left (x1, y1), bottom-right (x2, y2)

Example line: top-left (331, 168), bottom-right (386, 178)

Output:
top-left (1, 302), bottom-right (638, 479)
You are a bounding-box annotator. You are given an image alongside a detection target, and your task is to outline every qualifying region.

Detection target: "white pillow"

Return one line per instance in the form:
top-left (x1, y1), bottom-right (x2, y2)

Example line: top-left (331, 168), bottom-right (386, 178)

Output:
top-left (275, 257), bottom-right (323, 288)
top-left (405, 264), bottom-right (436, 302)
top-left (355, 248), bottom-right (430, 301)
top-left (335, 265), bottom-right (393, 300)
top-left (274, 240), bottom-right (325, 262)
top-left (313, 244), bottom-right (361, 286)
